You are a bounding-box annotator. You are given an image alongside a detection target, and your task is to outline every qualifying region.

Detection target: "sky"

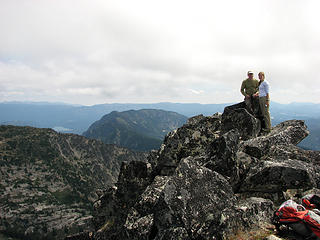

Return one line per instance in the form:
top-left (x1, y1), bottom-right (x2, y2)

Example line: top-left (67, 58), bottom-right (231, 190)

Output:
top-left (0, 0), bottom-right (320, 105)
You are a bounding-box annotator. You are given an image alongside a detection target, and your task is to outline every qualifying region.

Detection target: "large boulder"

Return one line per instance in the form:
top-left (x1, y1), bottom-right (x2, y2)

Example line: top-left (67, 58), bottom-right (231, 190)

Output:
top-left (91, 161), bottom-right (153, 239)
top-left (236, 197), bottom-right (274, 228)
top-left (124, 176), bottom-right (170, 240)
top-left (153, 157), bottom-right (237, 239)
top-left (152, 114), bottom-right (222, 176)
top-left (267, 144), bottom-right (320, 163)
top-left (239, 159), bottom-right (317, 193)
top-left (203, 129), bottom-right (241, 187)
top-left (241, 120), bottom-right (309, 158)
top-left (92, 186), bottom-right (118, 231)
top-left (224, 197), bottom-right (274, 239)
top-left (116, 161), bottom-right (153, 207)
top-left (221, 102), bottom-right (261, 140)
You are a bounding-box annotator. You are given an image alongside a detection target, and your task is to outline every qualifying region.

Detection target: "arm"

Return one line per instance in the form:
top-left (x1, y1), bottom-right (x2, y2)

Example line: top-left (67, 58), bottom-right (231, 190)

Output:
top-left (240, 81), bottom-right (247, 97)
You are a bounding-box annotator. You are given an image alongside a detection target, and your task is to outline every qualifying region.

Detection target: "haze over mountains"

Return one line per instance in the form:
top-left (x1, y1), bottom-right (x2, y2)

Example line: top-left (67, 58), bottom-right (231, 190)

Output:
top-left (1, 101), bottom-right (320, 150)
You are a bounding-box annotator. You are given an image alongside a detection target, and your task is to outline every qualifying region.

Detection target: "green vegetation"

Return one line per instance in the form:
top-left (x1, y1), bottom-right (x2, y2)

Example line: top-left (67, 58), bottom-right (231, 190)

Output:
top-left (51, 190), bottom-right (80, 205)
top-left (0, 125), bottom-right (145, 240)
top-left (83, 109), bottom-right (187, 151)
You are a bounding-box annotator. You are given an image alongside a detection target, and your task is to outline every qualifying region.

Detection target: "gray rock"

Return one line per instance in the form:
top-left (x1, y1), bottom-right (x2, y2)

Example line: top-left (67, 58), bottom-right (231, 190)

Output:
top-left (92, 186), bottom-right (117, 231)
top-left (239, 159), bottom-right (316, 193)
top-left (221, 102), bottom-right (261, 140)
top-left (153, 157), bottom-right (237, 239)
top-left (152, 114), bottom-right (221, 175)
top-left (241, 120), bottom-right (309, 158)
top-left (134, 176), bottom-right (170, 216)
top-left (264, 235), bottom-right (284, 240)
top-left (92, 161), bottom-right (153, 239)
top-left (204, 129), bottom-right (240, 187)
top-left (268, 144), bottom-right (320, 163)
top-left (124, 212), bottom-right (154, 240)
top-left (236, 197), bottom-right (274, 228)
top-left (154, 227), bottom-right (190, 240)
top-left (123, 176), bottom-right (170, 239)
top-left (116, 161), bottom-right (153, 207)
top-left (236, 151), bottom-right (260, 190)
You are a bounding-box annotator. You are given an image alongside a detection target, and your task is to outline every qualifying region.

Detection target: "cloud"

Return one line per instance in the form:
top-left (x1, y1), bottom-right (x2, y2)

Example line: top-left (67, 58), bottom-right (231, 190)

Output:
top-left (0, 0), bottom-right (320, 104)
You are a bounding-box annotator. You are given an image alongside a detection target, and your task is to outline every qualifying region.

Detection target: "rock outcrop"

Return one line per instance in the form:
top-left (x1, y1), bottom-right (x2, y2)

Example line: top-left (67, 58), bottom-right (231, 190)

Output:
top-left (68, 102), bottom-right (320, 240)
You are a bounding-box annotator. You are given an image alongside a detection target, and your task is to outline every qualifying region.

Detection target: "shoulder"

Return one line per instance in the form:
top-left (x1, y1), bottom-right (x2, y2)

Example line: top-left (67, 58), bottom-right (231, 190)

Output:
top-left (264, 80), bottom-right (270, 86)
top-left (242, 79), bottom-right (248, 84)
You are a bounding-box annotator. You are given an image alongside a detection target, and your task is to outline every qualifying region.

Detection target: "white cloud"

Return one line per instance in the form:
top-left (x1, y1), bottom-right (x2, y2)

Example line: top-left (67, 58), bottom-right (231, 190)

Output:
top-left (0, 0), bottom-right (320, 104)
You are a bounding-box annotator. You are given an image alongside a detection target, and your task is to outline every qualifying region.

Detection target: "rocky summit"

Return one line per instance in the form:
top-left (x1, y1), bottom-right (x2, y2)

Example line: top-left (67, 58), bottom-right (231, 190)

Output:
top-left (0, 126), bottom-right (146, 240)
top-left (67, 102), bottom-right (320, 240)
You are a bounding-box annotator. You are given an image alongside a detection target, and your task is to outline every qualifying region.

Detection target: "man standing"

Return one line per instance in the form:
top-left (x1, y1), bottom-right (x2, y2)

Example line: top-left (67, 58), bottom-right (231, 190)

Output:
top-left (240, 71), bottom-right (259, 115)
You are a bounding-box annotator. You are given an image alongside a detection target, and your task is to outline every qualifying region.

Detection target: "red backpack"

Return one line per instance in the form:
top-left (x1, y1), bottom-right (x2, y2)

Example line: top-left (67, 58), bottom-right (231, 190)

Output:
top-left (273, 200), bottom-right (320, 239)
top-left (302, 194), bottom-right (320, 210)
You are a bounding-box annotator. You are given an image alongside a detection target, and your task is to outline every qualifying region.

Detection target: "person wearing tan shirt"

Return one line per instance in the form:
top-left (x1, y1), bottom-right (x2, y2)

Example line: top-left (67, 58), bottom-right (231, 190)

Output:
top-left (240, 71), bottom-right (259, 115)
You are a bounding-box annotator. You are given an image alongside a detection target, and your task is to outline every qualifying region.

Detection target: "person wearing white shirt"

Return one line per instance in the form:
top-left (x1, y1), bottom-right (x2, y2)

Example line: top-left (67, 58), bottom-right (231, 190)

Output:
top-left (258, 72), bottom-right (271, 132)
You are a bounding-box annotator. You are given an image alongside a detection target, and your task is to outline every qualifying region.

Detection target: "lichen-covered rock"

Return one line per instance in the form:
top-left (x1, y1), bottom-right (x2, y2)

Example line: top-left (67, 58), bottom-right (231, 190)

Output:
top-left (204, 129), bottom-right (240, 187)
top-left (239, 159), bottom-right (317, 193)
top-left (134, 176), bottom-right (170, 216)
top-left (221, 102), bottom-right (261, 140)
top-left (152, 114), bottom-right (222, 175)
top-left (236, 197), bottom-right (274, 228)
top-left (153, 157), bottom-right (237, 239)
top-left (124, 212), bottom-right (154, 240)
top-left (236, 151), bottom-right (260, 190)
top-left (92, 186), bottom-right (117, 231)
top-left (116, 161), bottom-right (153, 207)
top-left (123, 176), bottom-right (170, 239)
top-left (267, 144), bottom-right (320, 163)
top-left (91, 161), bottom-right (153, 239)
top-left (241, 120), bottom-right (309, 158)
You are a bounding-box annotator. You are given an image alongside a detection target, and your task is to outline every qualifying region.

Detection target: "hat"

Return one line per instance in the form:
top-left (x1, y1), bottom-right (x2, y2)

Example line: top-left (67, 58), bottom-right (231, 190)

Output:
top-left (247, 71), bottom-right (254, 74)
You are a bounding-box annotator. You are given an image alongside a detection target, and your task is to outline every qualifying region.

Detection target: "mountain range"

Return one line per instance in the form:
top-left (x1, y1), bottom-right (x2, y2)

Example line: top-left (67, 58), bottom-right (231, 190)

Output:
top-left (0, 101), bottom-right (320, 150)
top-left (0, 125), bottom-right (146, 240)
top-left (83, 109), bottom-right (188, 151)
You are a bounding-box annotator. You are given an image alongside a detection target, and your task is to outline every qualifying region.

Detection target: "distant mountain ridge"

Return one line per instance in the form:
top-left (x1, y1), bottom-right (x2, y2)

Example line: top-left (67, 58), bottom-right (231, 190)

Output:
top-left (83, 109), bottom-right (188, 151)
top-left (0, 125), bottom-right (146, 240)
top-left (1, 101), bottom-right (320, 150)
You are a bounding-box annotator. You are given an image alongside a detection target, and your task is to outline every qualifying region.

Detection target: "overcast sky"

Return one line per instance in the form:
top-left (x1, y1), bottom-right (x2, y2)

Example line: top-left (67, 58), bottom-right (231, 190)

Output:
top-left (1, 0), bottom-right (319, 105)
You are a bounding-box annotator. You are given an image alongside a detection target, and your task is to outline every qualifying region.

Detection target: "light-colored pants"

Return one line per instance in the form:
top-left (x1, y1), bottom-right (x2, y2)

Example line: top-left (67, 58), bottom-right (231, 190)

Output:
top-left (259, 96), bottom-right (271, 130)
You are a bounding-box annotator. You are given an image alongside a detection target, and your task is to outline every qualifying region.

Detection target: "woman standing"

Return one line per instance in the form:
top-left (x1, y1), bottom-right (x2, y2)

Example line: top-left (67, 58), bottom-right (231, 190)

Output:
top-left (258, 72), bottom-right (271, 132)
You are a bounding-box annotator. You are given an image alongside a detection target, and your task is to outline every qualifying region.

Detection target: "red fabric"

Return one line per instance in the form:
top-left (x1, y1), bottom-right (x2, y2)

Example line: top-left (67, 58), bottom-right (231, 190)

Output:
top-left (303, 214), bottom-right (320, 237)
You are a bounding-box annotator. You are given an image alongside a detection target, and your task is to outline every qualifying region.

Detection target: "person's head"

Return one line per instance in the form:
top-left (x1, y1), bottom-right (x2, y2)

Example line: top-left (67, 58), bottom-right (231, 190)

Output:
top-left (258, 72), bottom-right (265, 81)
top-left (247, 71), bottom-right (254, 79)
